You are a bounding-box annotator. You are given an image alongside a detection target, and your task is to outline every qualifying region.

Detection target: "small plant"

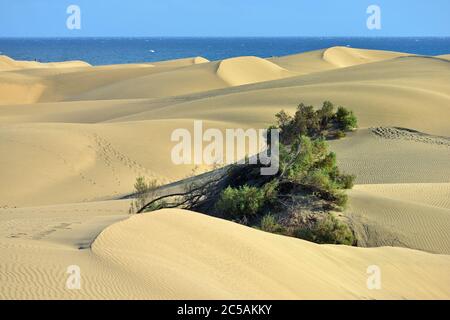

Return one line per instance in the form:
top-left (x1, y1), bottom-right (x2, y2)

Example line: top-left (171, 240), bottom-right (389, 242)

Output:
top-left (334, 130), bottom-right (346, 139)
top-left (129, 176), bottom-right (160, 214)
top-left (260, 214), bottom-right (285, 234)
top-left (336, 173), bottom-right (356, 189)
top-left (277, 101), bottom-right (357, 144)
top-left (317, 101), bottom-right (335, 130)
top-left (215, 185), bottom-right (265, 219)
top-left (336, 106), bottom-right (358, 131)
top-left (294, 214), bottom-right (355, 245)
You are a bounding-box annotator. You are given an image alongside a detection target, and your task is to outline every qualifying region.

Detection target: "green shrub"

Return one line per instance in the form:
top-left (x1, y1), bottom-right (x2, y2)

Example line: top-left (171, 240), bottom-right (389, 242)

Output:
top-left (294, 214), bottom-right (355, 245)
top-left (336, 173), bottom-right (356, 189)
top-left (293, 103), bottom-right (320, 137)
top-left (303, 169), bottom-right (335, 193)
top-left (334, 130), bottom-right (346, 139)
top-left (317, 101), bottom-right (335, 129)
top-left (130, 176), bottom-right (160, 214)
top-left (216, 185), bottom-right (265, 218)
top-left (262, 180), bottom-right (279, 205)
top-left (260, 214), bottom-right (285, 234)
top-left (336, 106), bottom-right (358, 131)
top-left (331, 191), bottom-right (348, 208)
top-left (276, 102), bottom-right (357, 143)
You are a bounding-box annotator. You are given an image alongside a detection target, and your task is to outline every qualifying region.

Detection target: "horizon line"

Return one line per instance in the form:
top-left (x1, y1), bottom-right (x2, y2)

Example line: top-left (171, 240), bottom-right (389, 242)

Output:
top-left (1, 35), bottom-right (450, 39)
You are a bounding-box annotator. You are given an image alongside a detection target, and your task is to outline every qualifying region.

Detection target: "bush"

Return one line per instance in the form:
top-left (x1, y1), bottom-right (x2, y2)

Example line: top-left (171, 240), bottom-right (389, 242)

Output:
top-left (294, 214), bottom-right (355, 245)
top-left (130, 176), bottom-right (160, 214)
top-left (317, 101), bottom-right (335, 129)
top-left (334, 130), bottom-right (346, 139)
top-left (336, 173), bottom-right (356, 189)
top-left (330, 191), bottom-right (348, 209)
top-left (303, 169), bottom-right (335, 193)
top-left (261, 180), bottom-right (279, 205)
top-left (216, 185), bottom-right (265, 218)
top-left (293, 103), bottom-right (321, 137)
top-left (276, 102), bottom-right (357, 144)
top-left (260, 214), bottom-right (285, 234)
top-left (336, 106), bottom-right (358, 131)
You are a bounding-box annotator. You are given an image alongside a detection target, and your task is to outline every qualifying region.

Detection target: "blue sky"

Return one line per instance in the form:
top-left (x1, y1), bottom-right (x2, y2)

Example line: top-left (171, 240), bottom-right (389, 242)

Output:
top-left (1, 0), bottom-right (449, 37)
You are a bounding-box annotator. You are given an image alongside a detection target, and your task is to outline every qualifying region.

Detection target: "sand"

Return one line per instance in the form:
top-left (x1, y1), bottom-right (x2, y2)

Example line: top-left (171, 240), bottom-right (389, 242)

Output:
top-left (0, 47), bottom-right (449, 299)
top-left (1, 208), bottom-right (449, 299)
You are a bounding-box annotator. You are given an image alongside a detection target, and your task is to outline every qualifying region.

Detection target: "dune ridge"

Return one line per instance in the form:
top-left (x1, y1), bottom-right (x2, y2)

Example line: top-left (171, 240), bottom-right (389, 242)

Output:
top-left (0, 55), bottom-right (90, 71)
top-left (1, 208), bottom-right (449, 299)
top-left (216, 56), bottom-right (296, 86)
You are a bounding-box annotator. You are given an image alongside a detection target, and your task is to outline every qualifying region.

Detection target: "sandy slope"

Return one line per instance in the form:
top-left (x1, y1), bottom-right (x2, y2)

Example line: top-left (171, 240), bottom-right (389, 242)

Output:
top-left (1, 208), bottom-right (449, 299)
top-left (269, 46), bottom-right (409, 74)
top-left (329, 128), bottom-right (450, 253)
top-left (0, 55), bottom-right (90, 71)
top-left (1, 47), bottom-right (450, 299)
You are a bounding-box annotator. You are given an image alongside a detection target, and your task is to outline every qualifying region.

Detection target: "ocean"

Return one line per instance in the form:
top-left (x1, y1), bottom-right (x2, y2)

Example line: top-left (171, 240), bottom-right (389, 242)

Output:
top-left (0, 37), bottom-right (449, 66)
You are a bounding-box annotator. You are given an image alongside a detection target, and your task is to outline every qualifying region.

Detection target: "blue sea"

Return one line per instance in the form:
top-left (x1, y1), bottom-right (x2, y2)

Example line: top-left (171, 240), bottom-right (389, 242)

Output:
top-left (0, 37), bottom-right (449, 66)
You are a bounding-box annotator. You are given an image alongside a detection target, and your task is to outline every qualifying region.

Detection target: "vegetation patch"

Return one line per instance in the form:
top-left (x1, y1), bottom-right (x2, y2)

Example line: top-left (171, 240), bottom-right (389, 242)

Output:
top-left (133, 101), bottom-right (357, 246)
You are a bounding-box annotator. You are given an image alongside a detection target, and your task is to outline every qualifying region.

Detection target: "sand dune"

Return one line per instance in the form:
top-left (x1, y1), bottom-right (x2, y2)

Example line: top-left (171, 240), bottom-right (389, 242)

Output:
top-left (1, 47), bottom-right (450, 299)
top-left (217, 56), bottom-right (296, 86)
top-left (348, 185), bottom-right (450, 254)
top-left (329, 129), bottom-right (450, 184)
top-left (0, 55), bottom-right (90, 71)
top-left (329, 129), bottom-right (450, 253)
top-left (437, 54), bottom-right (450, 60)
top-left (80, 54), bottom-right (450, 135)
top-left (322, 46), bottom-right (410, 67)
top-left (269, 46), bottom-right (408, 74)
top-left (0, 56), bottom-right (210, 104)
top-left (0, 72), bottom-right (48, 105)
top-left (1, 208), bottom-right (449, 299)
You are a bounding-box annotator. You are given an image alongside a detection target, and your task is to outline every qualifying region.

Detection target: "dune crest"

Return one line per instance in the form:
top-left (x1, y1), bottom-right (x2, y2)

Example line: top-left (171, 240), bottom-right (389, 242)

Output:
top-left (0, 55), bottom-right (90, 71)
top-left (89, 209), bottom-right (450, 299)
top-left (322, 46), bottom-right (409, 68)
top-left (217, 56), bottom-right (296, 86)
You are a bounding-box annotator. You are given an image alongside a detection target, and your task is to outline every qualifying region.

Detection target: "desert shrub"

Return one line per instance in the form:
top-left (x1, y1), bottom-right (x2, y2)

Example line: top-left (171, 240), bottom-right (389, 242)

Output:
top-left (277, 103), bottom-right (321, 144)
top-left (294, 214), bottom-right (355, 245)
top-left (293, 103), bottom-right (321, 137)
top-left (215, 185), bottom-right (265, 218)
top-left (280, 136), bottom-right (317, 180)
top-left (334, 130), bottom-right (346, 139)
top-left (276, 102), bottom-right (357, 144)
top-left (303, 169), bottom-right (336, 193)
top-left (134, 176), bottom-right (158, 196)
top-left (336, 106), bottom-right (358, 131)
top-left (129, 176), bottom-right (160, 214)
top-left (275, 110), bottom-right (296, 145)
top-left (330, 190), bottom-right (348, 209)
top-left (335, 173), bottom-right (356, 189)
top-left (277, 135), bottom-right (355, 209)
top-left (317, 101), bottom-right (335, 129)
top-left (261, 180), bottom-right (279, 205)
top-left (260, 214), bottom-right (285, 234)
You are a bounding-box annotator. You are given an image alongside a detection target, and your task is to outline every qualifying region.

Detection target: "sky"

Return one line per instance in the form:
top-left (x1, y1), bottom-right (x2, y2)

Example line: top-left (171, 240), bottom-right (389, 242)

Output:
top-left (1, 0), bottom-right (449, 37)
